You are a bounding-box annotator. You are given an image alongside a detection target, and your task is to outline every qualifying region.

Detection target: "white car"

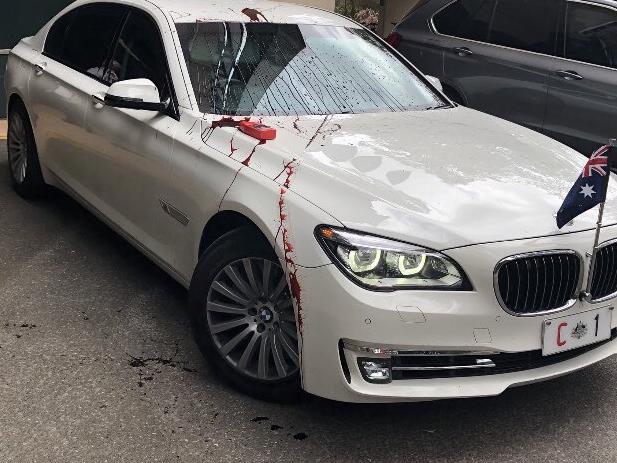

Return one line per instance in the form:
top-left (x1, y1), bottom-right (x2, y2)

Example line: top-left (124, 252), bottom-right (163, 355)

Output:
top-left (5, 0), bottom-right (617, 403)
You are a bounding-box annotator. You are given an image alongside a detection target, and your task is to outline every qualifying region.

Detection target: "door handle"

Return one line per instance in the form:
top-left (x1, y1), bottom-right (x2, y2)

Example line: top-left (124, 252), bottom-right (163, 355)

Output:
top-left (555, 70), bottom-right (583, 81)
top-left (453, 47), bottom-right (473, 57)
top-left (34, 62), bottom-right (47, 76)
top-left (91, 93), bottom-right (105, 109)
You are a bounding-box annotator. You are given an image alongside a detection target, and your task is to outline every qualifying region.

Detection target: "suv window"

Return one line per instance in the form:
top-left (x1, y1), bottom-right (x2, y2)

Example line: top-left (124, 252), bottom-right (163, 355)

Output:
top-left (488, 0), bottom-right (560, 54)
top-left (44, 3), bottom-right (127, 81)
top-left (565, 2), bottom-right (617, 68)
top-left (108, 9), bottom-right (172, 100)
top-left (433, 0), bottom-right (495, 42)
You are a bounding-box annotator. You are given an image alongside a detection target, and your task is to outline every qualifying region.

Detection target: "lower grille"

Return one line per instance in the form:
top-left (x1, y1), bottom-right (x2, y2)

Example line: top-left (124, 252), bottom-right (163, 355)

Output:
top-left (495, 251), bottom-right (581, 315)
top-left (590, 240), bottom-right (617, 302)
top-left (391, 329), bottom-right (617, 380)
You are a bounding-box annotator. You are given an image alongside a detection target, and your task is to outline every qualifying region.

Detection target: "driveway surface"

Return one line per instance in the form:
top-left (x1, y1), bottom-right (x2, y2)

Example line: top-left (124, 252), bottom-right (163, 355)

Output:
top-left (1, 144), bottom-right (617, 462)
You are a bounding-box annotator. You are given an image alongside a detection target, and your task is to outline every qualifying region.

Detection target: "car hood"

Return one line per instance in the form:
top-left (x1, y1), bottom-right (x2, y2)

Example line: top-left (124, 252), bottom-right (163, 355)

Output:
top-left (241, 107), bottom-right (617, 250)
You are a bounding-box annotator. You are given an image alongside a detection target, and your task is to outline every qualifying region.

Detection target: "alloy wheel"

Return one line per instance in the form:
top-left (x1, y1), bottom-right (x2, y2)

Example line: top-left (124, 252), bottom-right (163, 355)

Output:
top-left (206, 257), bottom-right (299, 381)
top-left (7, 112), bottom-right (28, 184)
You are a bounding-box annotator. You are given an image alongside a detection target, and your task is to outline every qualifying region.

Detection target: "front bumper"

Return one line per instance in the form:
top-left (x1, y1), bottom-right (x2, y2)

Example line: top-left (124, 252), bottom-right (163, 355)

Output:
top-left (297, 229), bottom-right (617, 403)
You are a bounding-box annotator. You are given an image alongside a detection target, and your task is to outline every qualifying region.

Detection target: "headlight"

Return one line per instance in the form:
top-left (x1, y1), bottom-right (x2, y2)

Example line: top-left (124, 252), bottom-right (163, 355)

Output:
top-left (315, 226), bottom-right (471, 291)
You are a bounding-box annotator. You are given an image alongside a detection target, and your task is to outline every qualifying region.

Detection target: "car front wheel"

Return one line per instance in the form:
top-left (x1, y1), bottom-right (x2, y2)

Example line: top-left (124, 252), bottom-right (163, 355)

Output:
top-left (189, 227), bottom-right (302, 402)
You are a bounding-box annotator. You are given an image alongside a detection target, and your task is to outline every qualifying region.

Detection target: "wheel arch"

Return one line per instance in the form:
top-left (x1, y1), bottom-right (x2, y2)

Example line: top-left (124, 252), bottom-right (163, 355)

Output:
top-left (198, 209), bottom-right (273, 259)
top-left (8, 92), bottom-right (26, 113)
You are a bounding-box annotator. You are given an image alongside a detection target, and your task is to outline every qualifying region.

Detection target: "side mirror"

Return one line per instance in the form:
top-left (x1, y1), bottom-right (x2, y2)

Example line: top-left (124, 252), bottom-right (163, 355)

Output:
top-left (104, 78), bottom-right (167, 112)
top-left (426, 75), bottom-right (443, 93)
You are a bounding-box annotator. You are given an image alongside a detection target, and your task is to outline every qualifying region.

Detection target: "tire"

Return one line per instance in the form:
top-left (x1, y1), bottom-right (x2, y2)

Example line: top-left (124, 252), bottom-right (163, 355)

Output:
top-left (6, 101), bottom-right (47, 199)
top-left (189, 227), bottom-right (303, 402)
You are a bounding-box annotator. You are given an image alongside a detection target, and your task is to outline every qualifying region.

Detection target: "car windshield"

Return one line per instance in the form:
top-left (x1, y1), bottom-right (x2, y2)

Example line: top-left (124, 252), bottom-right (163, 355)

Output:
top-left (175, 22), bottom-right (445, 116)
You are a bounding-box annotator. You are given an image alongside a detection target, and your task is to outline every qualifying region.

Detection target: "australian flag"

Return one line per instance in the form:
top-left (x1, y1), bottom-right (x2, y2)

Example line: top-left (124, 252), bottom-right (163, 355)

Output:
top-left (556, 145), bottom-right (615, 229)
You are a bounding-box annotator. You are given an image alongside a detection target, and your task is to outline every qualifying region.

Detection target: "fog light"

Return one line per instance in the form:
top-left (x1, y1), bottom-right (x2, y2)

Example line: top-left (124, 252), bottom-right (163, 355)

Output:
top-left (358, 358), bottom-right (392, 384)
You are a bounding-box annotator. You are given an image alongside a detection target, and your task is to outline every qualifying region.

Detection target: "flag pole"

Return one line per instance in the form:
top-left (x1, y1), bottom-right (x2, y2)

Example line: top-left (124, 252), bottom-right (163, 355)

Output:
top-left (584, 138), bottom-right (616, 300)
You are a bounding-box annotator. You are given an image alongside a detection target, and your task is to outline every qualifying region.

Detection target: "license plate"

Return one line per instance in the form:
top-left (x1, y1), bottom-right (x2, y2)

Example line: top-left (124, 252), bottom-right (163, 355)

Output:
top-left (542, 307), bottom-right (613, 356)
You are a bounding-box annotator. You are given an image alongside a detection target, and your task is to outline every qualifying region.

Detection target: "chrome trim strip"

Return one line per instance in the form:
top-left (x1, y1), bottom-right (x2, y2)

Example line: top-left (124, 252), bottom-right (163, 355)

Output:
top-left (392, 359), bottom-right (496, 371)
top-left (493, 250), bottom-right (584, 317)
top-left (590, 238), bottom-right (617, 303)
top-left (342, 339), bottom-right (496, 357)
top-left (160, 199), bottom-right (190, 226)
top-left (0, 49), bottom-right (10, 55)
top-left (394, 350), bottom-right (496, 357)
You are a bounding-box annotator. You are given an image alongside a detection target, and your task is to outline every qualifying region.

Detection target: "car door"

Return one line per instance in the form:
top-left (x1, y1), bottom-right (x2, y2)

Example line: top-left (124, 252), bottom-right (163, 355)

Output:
top-left (438, 0), bottom-right (562, 133)
top-left (82, 7), bottom-right (182, 269)
top-left (28, 3), bottom-right (127, 201)
top-left (544, 0), bottom-right (617, 155)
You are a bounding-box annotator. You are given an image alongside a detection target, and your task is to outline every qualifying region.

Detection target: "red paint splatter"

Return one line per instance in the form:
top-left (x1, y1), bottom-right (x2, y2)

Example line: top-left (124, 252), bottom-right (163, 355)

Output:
top-left (230, 138), bottom-right (238, 156)
top-left (211, 116), bottom-right (247, 129)
top-left (241, 140), bottom-right (266, 166)
top-left (292, 117), bottom-right (302, 134)
top-left (283, 164), bottom-right (294, 188)
top-left (242, 7), bottom-right (267, 22)
top-left (305, 115), bottom-right (330, 149)
top-left (274, 159), bottom-right (298, 187)
top-left (277, 161), bottom-right (303, 334)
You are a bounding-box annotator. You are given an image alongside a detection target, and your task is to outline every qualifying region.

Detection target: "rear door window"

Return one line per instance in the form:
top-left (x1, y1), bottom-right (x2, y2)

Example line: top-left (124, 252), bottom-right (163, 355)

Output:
top-left (108, 8), bottom-right (173, 101)
top-left (432, 0), bottom-right (496, 42)
top-left (44, 3), bottom-right (127, 82)
top-left (565, 2), bottom-right (617, 68)
top-left (488, 0), bottom-right (561, 55)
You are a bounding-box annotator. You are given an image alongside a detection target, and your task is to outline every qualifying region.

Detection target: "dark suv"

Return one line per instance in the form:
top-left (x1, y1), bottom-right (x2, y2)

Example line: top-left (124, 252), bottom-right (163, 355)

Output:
top-left (387, 0), bottom-right (617, 155)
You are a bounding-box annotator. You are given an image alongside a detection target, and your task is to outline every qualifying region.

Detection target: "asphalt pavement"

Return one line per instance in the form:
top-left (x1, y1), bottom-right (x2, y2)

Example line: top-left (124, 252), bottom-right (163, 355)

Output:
top-left (1, 143), bottom-right (617, 463)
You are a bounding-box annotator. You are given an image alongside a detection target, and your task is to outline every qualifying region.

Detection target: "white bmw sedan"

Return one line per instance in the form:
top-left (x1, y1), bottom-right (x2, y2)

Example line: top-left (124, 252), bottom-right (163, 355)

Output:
top-left (6, 0), bottom-right (617, 403)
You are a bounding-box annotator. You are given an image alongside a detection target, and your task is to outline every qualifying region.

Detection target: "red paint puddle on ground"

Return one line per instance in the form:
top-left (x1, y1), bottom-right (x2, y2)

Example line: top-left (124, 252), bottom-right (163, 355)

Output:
top-left (277, 161), bottom-right (303, 334)
top-left (241, 140), bottom-right (266, 166)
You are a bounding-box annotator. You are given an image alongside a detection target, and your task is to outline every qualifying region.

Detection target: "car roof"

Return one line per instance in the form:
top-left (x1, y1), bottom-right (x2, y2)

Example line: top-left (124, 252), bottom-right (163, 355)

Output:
top-left (146, 0), bottom-right (358, 27)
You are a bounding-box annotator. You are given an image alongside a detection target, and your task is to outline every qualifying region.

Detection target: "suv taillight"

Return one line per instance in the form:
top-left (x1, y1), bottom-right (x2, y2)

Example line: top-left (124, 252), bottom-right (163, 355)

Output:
top-left (385, 32), bottom-right (402, 48)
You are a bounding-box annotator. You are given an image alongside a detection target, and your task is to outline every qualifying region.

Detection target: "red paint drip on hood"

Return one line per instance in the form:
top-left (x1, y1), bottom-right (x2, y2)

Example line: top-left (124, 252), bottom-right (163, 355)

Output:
top-left (241, 140), bottom-right (266, 167)
top-left (292, 117), bottom-right (302, 134)
top-left (230, 138), bottom-right (238, 156)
